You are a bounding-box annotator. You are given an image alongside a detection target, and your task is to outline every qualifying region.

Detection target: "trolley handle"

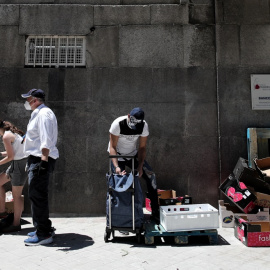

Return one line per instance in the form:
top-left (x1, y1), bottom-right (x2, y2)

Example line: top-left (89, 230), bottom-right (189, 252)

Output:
top-left (109, 155), bottom-right (135, 159)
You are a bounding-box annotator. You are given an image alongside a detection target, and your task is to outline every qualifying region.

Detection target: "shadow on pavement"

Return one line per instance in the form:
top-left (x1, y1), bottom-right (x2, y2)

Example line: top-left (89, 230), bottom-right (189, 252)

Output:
top-left (50, 233), bottom-right (94, 251)
top-left (109, 234), bottom-right (230, 248)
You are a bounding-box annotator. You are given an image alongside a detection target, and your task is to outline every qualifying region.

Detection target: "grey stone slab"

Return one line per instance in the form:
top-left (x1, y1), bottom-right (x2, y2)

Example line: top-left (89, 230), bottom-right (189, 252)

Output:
top-left (123, 0), bottom-right (179, 4)
top-left (188, 171), bottom-right (219, 207)
top-left (50, 172), bottom-right (106, 214)
top-left (120, 25), bottom-right (184, 68)
top-left (86, 26), bottom-right (119, 67)
top-left (218, 67), bottom-right (270, 102)
top-left (0, 26), bottom-right (25, 68)
top-left (19, 68), bottom-right (50, 99)
top-left (217, 68), bottom-right (251, 102)
top-left (189, 4), bottom-right (215, 25)
top-left (150, 68), bottom-right (186, 103)
top-left (150, 4), bottom-right (188, 25)
top-left (183, 25), bottom-right (215, 67)
top-left (0, 5), bottom-right (19, 25)
top-left (220, 136), bottom-right (248, 179)
top-left (216, 0), bottom-right (270, 24)
top-left (92, 68), bottom-right (153, 102)
top-left (0, 68), bottom-right (20, 102)
top-left (48, 69), bottom-right (92, 102)
top-left (216, 25), bottom-right (240, 66)
top-left (19, 5), bottom-right (94, 35)
top-left (146, 103), bottom-right (186, 138)
top-left (186, 67), bottom-right (217, 102)
top-left (190, 0), bottom-right (213, 4)
top-left (219, 100), bottom-right (270, 137)
top-left (185, 101), bottom-right (218, 136)
top-left (94, 5), bottom-right (150, 26)
top-left (241, 25), bottom-right (270, 66)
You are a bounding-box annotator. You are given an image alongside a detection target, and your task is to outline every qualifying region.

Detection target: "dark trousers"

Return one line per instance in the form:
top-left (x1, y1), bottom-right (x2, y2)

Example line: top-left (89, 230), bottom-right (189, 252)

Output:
top-left (111, 158), bottom-right (159, 215)
top-left (27, 155), bottom-right (56, 238)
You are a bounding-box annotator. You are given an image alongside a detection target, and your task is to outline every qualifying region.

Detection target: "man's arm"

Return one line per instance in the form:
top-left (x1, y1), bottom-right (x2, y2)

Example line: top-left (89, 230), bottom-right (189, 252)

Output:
top-left (137, 136), bottom-right (147, 177)
top-left (109, 133), bottom-right (125, 175)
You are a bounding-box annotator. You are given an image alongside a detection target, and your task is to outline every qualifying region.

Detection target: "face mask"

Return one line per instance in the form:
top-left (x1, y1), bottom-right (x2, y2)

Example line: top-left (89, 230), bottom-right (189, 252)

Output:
top-left (24, 99), bottom-right (34, 110)
top-left (128, 115), bottom-right (142, 129)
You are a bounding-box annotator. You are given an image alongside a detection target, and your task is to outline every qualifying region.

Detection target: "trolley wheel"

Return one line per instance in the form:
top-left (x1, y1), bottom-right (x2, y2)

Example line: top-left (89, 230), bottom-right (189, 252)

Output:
top-left (145, 235), bottom-right (154, 245)
top-left (104, 228), bottom-right (111, 243)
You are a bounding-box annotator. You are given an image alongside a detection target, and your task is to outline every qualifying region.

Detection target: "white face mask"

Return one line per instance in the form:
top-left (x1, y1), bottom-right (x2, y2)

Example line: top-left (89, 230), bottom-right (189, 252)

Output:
top-left (24, 99), bottom-right (34, 110)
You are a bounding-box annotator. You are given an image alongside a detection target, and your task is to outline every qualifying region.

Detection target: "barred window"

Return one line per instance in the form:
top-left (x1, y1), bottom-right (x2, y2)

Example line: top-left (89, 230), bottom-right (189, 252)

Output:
top-left (25, 36), bottom-right (86, 67)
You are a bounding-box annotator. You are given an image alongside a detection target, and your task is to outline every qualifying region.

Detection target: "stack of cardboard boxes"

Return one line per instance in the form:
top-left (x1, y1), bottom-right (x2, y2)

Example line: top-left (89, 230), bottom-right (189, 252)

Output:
top-left (219, 157), bottom-right (270, 246)
top-left (145, 189), bottom-right (192, 212)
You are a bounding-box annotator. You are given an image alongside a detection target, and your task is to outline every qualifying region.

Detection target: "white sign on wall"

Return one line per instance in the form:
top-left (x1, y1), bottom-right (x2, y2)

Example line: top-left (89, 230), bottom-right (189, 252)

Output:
top-left (251, 74), bottom-right (270, 110)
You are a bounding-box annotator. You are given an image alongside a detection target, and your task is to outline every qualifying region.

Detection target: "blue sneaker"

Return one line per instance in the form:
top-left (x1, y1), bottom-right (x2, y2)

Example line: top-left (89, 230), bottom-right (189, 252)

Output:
top-left (27, 229), bottom-right (56, 238)
top-left (24, 235), bottom-right (53, 246)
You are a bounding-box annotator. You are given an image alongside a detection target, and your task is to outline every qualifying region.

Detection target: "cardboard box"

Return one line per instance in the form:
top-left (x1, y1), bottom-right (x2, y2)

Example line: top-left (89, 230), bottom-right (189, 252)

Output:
top-left (235, 215), bottom-right (270, 247)
top-left (253, 191), bottom-right (270, 208)
top-left (160, 204), bottom-right (219, 232)
top-left (5, 195), bottom-right (24, 213)
top-left (158, 189), bottom-right (176, 199)
top-left (254, 157), bottom-right (270, 182)
top-left (219, 200), bottom-right (269, 228)
top-left (233, 157), bottom-right (261, 181)
top-left (219, 174), bottom-right (257, 213)
top-left (145, 189), bottom-right (177, 212)
top-left (219, 200), bottom-right (244, 228)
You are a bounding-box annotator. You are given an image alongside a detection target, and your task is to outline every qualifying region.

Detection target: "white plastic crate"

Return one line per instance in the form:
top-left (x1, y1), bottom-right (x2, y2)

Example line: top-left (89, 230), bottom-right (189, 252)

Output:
top-left (160, 204), bottom-right (219, 232)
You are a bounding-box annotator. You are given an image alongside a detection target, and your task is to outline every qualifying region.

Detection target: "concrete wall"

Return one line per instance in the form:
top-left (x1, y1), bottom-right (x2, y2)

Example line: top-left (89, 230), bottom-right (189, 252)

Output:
top-left (0, 0), bottom-right (268, 215)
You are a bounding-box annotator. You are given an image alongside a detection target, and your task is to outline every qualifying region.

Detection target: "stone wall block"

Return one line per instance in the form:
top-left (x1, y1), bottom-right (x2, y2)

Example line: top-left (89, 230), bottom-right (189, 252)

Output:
top-left (120, 25), bottom-right (184, 67)
top-left (0, 68), bottom-right (20, 102)
top-left (94, 5), bottom-right (150, 26)
top-left (216, 0), bottom-right (270, 24)
top-left (216, 25), bottom-right (240, 66)
top-left (189, 4), bottom-right (215, 25)
top-left (0, 26), bottom-right (25, 67)
top-left (183, 25), bottom-right (215, 67)
top-left (241, 25), bottom-right (270, 66)
top-left (92, 68), bottom-right (153, 102)
top-left (86, 26), bottom-right (119, 67)
top-left (151, 68), bottom-right (186, 103)
top-left (185, 102), bottom-right (218, 136)
top-left (151, 4), bottom-right (189, 25)
top-left (19, 5), bottom-right (94, 35)
top-left (0, 5), bottom-right (19, 25)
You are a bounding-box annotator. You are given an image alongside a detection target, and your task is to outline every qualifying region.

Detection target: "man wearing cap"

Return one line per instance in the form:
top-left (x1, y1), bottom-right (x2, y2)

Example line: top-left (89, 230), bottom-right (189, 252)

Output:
top-left (108, 107), bottom-right (159, 222)
top-left (21, 89), bottom-right (59, 246)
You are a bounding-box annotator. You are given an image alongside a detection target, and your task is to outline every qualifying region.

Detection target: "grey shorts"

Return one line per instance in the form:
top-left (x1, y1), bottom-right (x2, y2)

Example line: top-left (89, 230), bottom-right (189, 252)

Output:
top-left (6, 158), bottom-right (28, 186)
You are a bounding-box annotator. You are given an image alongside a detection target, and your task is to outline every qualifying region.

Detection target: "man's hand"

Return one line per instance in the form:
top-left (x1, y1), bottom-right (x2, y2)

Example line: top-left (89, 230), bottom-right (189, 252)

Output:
top-left (38, 160), bottom-right (48, 175)
top-left (115, 166), bottom-right (126, 175)
top-left (138, 165), bottom-right (143, 177)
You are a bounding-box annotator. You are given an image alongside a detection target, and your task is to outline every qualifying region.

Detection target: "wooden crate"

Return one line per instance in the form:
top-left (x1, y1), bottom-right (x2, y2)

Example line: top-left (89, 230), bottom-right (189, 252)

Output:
top-left (247, 128), bottom-right (270, 168)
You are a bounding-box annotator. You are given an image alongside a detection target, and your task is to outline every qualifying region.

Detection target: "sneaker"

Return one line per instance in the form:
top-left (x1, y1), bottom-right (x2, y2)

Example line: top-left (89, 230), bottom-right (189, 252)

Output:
top-left (1, 224), bottom-right (21, 233)
top-left (27, 228), bottom-right (56, 237)
top-left (24, 235), bottom-right (53, 246)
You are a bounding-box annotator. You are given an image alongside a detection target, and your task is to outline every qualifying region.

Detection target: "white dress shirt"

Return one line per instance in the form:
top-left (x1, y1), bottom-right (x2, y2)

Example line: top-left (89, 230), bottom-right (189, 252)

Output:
top-left (24, 104), bottom-right (59, 159)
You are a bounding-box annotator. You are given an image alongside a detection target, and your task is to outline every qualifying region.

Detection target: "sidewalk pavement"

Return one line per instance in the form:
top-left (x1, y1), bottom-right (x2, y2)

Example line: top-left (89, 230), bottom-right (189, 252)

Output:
top-left (0, 215), bottom-right (269, 270)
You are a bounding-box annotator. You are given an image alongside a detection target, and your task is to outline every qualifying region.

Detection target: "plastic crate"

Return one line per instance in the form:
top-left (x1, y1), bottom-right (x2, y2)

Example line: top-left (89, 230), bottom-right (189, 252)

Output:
top-left (160, 204), bottom-right (219, 232)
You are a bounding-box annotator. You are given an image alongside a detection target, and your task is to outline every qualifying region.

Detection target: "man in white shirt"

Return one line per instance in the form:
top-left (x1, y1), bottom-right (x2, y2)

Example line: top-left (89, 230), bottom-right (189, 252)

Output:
top-left (108, 107), bottom-right (159, 222)
top-left (21, 89), bottom-right (59, 246)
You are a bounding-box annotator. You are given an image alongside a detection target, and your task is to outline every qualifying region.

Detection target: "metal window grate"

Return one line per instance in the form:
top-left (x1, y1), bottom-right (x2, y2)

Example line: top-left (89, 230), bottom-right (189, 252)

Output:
top-left (25, 36), bottom-right (86, 67)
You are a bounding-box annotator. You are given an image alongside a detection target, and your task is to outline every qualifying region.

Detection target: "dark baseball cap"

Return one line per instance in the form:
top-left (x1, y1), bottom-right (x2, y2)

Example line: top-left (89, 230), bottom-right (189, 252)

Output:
top-left (130, 107), bottom-right (144, 120)
top-left (21, 89), bottom-right (45, 99)
top-left (129, 107), bottom-right (145, 130)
